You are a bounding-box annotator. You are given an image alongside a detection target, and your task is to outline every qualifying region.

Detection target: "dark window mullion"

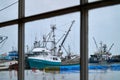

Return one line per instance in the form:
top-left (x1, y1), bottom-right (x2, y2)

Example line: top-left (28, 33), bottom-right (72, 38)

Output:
top-left (80, 0), bottom-right (88, 80)
top-left (18, 0), bottom-right (25, 80)
top-left (0, 0), bottom-right (120, 27)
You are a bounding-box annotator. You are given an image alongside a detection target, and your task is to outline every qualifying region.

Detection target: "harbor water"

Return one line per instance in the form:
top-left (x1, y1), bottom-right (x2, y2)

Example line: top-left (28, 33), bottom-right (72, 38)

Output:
top-left (0, 64), bottom-right (120, 80)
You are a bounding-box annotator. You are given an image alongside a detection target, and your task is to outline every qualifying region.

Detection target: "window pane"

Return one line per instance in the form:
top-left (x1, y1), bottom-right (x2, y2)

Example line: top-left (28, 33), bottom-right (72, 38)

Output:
top-left (25, 0), bottom-right (80, 16)
top-left (0, 0), bottom-right (18, 22)
top-left (0, 25), bottom-right (18, 80)
top-left (89, 5), bottom-right (120, 80)
top-left (25, 12), bottom-right (80, 80)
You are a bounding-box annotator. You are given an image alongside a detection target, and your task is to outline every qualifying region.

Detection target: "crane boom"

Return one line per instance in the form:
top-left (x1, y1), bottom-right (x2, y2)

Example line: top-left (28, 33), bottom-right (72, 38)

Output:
top-left (58, 20), bottom-right (75, 53)
top-left (0, 35), bottom-right (8, 49)
top-left (108, 43), bottom-right (114, 52)
top-left (93, 37), bottom-right (98, 50)
top-left (0, 36), bottom-right (8, 44)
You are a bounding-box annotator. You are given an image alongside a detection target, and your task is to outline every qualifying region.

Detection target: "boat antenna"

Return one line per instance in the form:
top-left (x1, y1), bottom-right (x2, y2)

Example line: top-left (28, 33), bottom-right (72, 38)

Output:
top-left (58, 20), bottom-right (75, 55)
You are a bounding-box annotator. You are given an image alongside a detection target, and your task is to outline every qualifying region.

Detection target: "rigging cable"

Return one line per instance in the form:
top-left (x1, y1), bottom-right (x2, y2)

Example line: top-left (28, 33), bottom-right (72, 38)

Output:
top-left (0, 1), bottom-right (18, 12)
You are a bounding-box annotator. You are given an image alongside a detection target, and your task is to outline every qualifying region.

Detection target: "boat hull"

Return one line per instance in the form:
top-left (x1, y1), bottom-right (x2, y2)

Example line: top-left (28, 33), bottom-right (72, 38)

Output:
top-left (27, 58), bottom-right (61, 69)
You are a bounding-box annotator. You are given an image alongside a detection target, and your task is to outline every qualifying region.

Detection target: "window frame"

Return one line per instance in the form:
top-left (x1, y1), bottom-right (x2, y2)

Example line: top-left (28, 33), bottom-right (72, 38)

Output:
top-left (0, 0), bottom-right (120, 80)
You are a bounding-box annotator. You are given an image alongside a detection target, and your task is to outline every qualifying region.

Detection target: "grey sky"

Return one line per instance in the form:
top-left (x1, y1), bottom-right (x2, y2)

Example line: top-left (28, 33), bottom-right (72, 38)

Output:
top-left (25, 12), bottom-right (80, 56)
top-left (25, 0), bottom-right (79, 16)
top-left (0, 0), bottom-right (80, 56)
top-left (89, 5), bottom-right (120, 56)
top-left (0, 0), bottom-right (18, 22)
top-left (0, 0), bottom-right (120, 57)
top-left (0, 25), bottom-right (18, 53)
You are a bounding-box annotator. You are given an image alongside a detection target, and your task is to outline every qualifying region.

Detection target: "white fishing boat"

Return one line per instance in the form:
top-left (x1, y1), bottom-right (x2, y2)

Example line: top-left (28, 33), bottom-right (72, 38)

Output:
top-left (0, 60), bottom-right (18, 70)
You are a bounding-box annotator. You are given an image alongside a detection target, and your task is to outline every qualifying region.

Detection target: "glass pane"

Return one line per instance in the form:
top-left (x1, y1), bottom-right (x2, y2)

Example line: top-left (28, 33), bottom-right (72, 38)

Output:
top-left (0, 0), bottom-right (18, 22)
top-left (0, 25), bottom-right (18, 80)
top-left (25, 12), bottom-right (80, 80)
top-left (25, 0), bottom-right (80, 16)
top-left (89, 5), bottom-right (120, 80)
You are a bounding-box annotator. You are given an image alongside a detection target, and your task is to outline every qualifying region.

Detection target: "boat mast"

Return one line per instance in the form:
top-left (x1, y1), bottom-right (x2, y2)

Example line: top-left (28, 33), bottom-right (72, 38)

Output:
top-left (34, 36), bottom-right (40, 48)
top-left (51, 25), bottom-right (56, 55)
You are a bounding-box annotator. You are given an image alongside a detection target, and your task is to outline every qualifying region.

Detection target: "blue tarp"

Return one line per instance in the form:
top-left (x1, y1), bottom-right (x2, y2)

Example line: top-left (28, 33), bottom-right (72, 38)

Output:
top-left (60, 64), bottom-right (120, 71)
top-left (60, 65), bottom-right (80, 71)
top-left (110, 64), bottom-right (120, 71)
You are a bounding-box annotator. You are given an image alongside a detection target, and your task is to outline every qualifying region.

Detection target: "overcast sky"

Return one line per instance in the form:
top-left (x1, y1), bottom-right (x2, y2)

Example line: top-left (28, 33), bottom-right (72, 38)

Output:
top-left (0, 0), bottom-right (120, 57)
top-left (89, 5), bottom-right (120, 56)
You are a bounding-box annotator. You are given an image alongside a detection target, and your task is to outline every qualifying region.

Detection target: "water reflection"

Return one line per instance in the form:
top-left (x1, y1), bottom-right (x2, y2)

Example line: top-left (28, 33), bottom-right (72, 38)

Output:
top-left (0, 67), bottom-right (120, 80)
top-left (24, 69), bottom-right (80, 80)
top-left (1, 63), bottom-right (120, 80)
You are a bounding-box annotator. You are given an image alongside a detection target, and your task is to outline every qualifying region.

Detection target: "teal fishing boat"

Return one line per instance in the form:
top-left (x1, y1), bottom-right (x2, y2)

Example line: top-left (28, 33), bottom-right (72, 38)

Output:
top-left (27, 21), bottom-right (75, 69)
top-left (27, 47), bottom-right (61, 69)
